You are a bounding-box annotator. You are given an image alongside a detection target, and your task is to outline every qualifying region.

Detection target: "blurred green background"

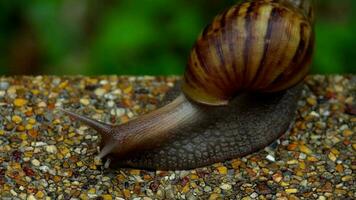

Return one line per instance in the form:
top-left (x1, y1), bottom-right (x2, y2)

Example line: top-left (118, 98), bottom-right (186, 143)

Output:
top-left (0, 0), bottom-right (355, 75)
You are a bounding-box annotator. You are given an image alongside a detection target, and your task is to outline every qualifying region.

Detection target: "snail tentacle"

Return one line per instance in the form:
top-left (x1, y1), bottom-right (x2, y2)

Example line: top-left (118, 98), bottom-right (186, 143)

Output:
top-left (59, 108), bottom-right (112, 138)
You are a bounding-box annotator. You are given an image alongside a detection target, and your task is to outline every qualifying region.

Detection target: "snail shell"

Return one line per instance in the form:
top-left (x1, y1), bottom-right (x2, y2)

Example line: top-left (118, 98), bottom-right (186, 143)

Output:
top-left (183, 0), bottom-right (314, 105)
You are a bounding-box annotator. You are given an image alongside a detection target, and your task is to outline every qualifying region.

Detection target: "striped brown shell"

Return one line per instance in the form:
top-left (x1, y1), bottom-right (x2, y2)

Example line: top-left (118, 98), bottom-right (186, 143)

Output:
top-left (182, 0), bottom-right (314, 106)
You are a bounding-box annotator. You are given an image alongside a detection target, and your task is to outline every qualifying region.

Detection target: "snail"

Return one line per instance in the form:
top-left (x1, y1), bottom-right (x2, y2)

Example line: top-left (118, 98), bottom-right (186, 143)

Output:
top-left (61, 0), bottom-right (314, 170)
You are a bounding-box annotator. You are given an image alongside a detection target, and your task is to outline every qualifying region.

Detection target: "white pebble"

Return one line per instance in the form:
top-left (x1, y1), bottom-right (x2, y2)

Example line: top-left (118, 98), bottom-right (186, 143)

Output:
top-left (39, 165), bottom-right (50, 172)
top-left (107, 100), bottom-right (115, 107)
top-left (99, 80), bottom-right (108, 85)
top-left (250, 192), bottom-right (258, 198)
top-left (80, 98), bottom-right (90, 106)
top-left (33, 142), bottom-right (47, 147)
top-left (31, 159), bottom-right (40, 167)
top-left (45, 145), bottom-right (58, 154)
top-left (10, 189), bottom-right (17, 196)
top-left (266, 154), bottom-right (276, 162)
top-left (309, 111), bottom-right (320, 117)
top-left (299, 153), bottom-right (307, 160)
top-left (111, 108), bottom-right (125, 117)
top-left (220, 183), bottom-right (232, 190)
top-left (37, 102), bottom-right (47, 107)
top-left (127, 111), bottom-right (134, 118)
top-left (74, 147), bottom-right (82, 154)
top-left (95, 88), bottom-right (106, 96)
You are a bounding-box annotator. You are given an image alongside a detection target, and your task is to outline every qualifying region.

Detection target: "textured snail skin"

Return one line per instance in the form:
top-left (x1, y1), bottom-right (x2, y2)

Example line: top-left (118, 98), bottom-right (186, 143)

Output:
top-left (183, 0), bottom-right (314, 105)
top-left (61, 0), bottom-right (314, 170)
top-left (114, 84), bottom-right (302, 170)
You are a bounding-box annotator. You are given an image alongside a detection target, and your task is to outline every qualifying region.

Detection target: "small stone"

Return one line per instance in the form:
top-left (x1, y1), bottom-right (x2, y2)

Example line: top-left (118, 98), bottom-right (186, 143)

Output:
top-left (220, 183), bottom-right (232, 190)
top-left (31, 159), bottom-right (40, 166)
top-left (250, 192), bottom-right (258, 198)
top-left (285, 188), bottom-right (298, 194)
top-left (299, 153), bottom-right (307, 160)
top-left (101, 194), bottom-right (113, 200)
top-left (12, 115), bottom-right (22, 123)
top-left (0, 81), bottom-right (9, 90)
top-left (266, 154), bottom-right (276, 162)
top-left (208, 193), bottom-right (221, 200)
top-left (45, 145), bottom-right (58, 154)
top-left (341, 175), bottom-right (352, 181)
top-left (107, 100), bottom-right (115, 107)
top-left (287, 143), bottom-right (298, 151)
top-left (334, 189), bottom-right (347, 195)
top-left (307, 156), bottom-right (319, 162)
top-left (307, 97), bottom-right (317, 106)
top-left (231, 159), bottom-right (241, 169)
top-left (123, 189), bottom-right (131, 198)
top-left (256, 182), bottom-right (272, 194)
top-left (28, 118), bottom-right (36, 124)
top-left (77, 161), bottom-right (84, 167)
top-left (335, 164), bottom-right (344, 173)
top-left (39, 165), bottom-right (49, 172)
top-left (88, 188), bottom-right (96, 194)
top-left (14, 98), bottom-right (27, 107)
top-left (35, 191), bottom-right (45, 199)
top-left (19, 133), bottom-right (28, 140)
top-left (299, 144), bottom-right (313, 155)
top-left (343, 129), bottom-right (353, 137)
top-left (95, 88), bottom-right (106, 96)
top-left (111, 108), bottom-right (125, 117)
top-left (328, 152), bottom-right (337, 162)
top-left (352, 144), bottom-right (356, 151)
top-left (287, 160), bottom-right (298, 165)
top-left (182, 184), bottom-right (190, 193)
top-left (37, 102), bottom-right (47, 107)
top-left (27, 194), bottom-right (37, 200)
top-left (204, 186), bottom-right (212, 192)
top-left (33, 142), bottom-right (47, 147)
top-left (129, 169), bottom-right (141, 175)
top-left (318, 196), bottom-right (326, 200)
top-left (80, 98), bottom-right (90, 105)
top-left (217, 166), bottom-right (228, 175)
top-left (272, 173), bottom-right (283, 183)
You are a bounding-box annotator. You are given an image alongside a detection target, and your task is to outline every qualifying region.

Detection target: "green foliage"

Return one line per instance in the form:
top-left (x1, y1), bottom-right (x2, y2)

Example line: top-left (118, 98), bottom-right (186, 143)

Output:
top-left (0, 0), bottom-right (355, 75)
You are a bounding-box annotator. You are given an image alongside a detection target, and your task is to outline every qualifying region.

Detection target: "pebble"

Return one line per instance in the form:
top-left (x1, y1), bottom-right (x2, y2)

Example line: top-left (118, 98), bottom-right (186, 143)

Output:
top-left (80, 98), bottom-right (90, 106)
top-left (14, 98), bottom-right (27, 107)
top-left (220, 183), bottom-right (232, 190)
top-left (328, 152), bottom-right (337, 162)
top-left (216, 166), bottom-right (228, 175)
top-left (299, 144), bottom-right (313, 155)
top-left (95, 88), bottom-right (106, 96)
top-left (266, 154), bottom-right (276, 162)
top-left (27, 194), bottom-right (37, 200)
top-left (45, 145), bottom-right (58, 154)
top-left (0, 81), bottom-right (9, 90)
top-left (285, 188), bottom-right (298, 194)
top-left (31, 159), bottom-right (40, 166)
top-left (12, 115), bottom-right (22, 123)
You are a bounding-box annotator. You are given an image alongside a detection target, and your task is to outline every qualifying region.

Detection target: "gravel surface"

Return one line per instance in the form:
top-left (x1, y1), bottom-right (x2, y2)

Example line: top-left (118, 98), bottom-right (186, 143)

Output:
top-left (0, 75), bottom-right (355, 199)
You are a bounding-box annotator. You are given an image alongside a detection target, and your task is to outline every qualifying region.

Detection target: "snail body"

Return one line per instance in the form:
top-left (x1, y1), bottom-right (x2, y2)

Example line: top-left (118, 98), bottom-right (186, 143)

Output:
top-left (62, 0), bottom-right (314, 170)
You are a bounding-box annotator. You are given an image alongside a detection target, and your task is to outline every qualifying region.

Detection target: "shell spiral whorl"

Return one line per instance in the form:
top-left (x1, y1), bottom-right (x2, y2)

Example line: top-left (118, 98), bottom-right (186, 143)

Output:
top-left (182, 0), bottom-right (314, 105)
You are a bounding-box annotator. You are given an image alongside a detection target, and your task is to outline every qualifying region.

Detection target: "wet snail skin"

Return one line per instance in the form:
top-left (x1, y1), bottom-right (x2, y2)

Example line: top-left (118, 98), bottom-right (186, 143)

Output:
top-left (61, 0), bottom-right (314, 170)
